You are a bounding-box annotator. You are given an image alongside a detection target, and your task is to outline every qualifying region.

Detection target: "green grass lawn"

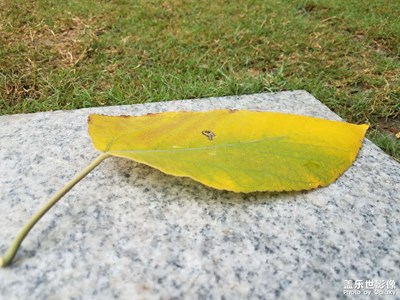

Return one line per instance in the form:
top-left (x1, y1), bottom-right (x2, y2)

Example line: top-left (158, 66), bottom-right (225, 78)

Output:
top-left (1, 0), bottom-right (399, 161)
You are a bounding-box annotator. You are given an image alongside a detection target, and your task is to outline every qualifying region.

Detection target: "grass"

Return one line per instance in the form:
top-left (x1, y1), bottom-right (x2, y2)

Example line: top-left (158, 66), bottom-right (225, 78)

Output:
top-left (0, 0), bottom-right (399, 161)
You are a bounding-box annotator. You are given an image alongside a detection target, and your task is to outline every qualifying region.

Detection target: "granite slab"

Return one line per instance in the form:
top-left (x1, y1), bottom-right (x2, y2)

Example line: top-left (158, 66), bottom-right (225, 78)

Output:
top-left (0, 91), bottom-right (399, 300)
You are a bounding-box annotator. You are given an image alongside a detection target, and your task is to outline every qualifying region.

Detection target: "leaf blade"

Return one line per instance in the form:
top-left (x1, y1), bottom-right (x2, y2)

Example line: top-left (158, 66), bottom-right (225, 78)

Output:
top-left (88, 110), bottom-right (368, 192)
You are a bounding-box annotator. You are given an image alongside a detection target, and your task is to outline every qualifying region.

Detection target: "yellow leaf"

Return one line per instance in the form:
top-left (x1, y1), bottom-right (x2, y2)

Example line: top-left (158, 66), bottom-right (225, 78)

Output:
top-left (88, 110), bottom-right (368, 192)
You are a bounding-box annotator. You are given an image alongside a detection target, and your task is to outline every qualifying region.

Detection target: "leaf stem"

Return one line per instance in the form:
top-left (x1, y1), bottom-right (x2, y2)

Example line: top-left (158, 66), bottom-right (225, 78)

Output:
top-left (0, 153), bottom-right (110, 267)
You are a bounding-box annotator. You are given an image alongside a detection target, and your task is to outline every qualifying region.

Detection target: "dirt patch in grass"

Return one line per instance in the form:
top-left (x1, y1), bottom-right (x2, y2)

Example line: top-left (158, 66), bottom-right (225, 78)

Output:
top-left (31, 19), bottom-right (93, 67)
top-left (0, 2), bottom-right (105, 106)
top-left (2, 17), bottom-right (95, 69)
top-left (378, 115), bottom-right (400, 137)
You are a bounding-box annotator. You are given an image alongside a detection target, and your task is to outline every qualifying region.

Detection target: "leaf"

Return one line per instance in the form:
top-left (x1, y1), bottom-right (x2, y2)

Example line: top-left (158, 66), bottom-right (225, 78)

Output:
top-left (88, 110), bottom-right (368, 192)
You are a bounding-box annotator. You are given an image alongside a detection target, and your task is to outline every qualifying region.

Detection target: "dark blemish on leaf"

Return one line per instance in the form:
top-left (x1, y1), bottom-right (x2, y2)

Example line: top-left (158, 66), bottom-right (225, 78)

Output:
top-left (229, 109), bottom-right (238, 113)
top-left (202, 130), bottom-right (216, 141)
top-left (120, 115), bottom-right (131, 118)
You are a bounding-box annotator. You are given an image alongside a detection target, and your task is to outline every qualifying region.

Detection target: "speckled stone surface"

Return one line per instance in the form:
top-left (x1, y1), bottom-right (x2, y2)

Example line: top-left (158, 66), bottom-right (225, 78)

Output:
top-left (0, 91), bottom-right (399, 300)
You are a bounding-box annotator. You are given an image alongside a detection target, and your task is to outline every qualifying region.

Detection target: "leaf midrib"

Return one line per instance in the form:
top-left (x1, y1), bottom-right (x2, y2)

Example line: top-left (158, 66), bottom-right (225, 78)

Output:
top-left (107, 136), bottom-right (286, 154)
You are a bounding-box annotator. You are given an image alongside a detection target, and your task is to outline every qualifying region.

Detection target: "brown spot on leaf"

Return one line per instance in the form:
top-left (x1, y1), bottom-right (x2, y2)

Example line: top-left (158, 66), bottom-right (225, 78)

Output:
top-left (202, 130), bottom-right (216, 141)
top-left (229, 109), bottom-right (238, 114)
